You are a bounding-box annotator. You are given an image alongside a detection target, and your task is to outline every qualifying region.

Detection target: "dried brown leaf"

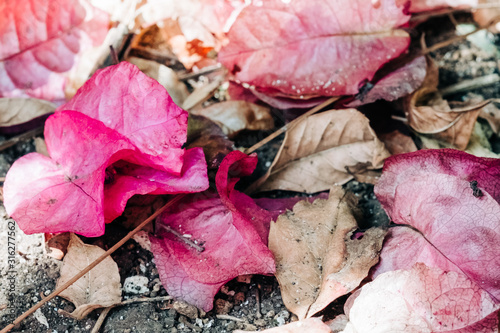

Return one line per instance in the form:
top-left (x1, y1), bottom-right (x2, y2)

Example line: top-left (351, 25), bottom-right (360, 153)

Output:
top-left (256, 109), bottom-right (390, 193)
top-left (45, 232), bottom-right (70, 260)
top-left (186, 114), bottom-right (234, 169)
top-left (0, 98), bottom-right (55, 134)
top-left (378, 130), bottom-right (417, 155)
top-left (56, 234), bottom-right (121, 320)
top-left (405, 57), bottom-right (487, 149)
top-left (479, 102), bottom-right (500, 134)
top-left (269, 187), bottom-right (386, 319)
top-left (190, 101), bottom-right (274, 138)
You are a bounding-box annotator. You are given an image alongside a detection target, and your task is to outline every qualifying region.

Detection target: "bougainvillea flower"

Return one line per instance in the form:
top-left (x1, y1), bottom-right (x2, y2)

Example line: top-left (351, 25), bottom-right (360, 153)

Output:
top-left (373, 149), bottom-right (500, 303)
top-left (150, 151), bottom-right (276, 311)
top-left (0, 0), bottom-right (109, 101)
top-left (4, 62), bottom-right (209, 237)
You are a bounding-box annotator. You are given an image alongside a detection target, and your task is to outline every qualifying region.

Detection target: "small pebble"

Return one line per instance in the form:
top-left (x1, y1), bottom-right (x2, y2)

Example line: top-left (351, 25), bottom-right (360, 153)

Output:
top-left (123, 276), bottom-right (149, 294)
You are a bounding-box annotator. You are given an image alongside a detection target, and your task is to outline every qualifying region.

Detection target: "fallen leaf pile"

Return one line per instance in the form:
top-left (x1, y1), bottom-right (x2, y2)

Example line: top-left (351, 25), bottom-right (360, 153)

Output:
top-left (1, 0), bottom-right (500, 330)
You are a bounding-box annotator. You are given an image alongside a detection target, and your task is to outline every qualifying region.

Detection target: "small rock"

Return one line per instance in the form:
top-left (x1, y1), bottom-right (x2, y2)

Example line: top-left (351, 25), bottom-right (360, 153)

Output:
top-left (265, 310), bottom-right (275, 319)
top-left (254, 319), bottom-right (267, 327)
top-left (214, 298), bottom-right (233, 315)
top-left (123, 276), bottom-right (149, 294)
top-left (274, 310), bottom-right (290, 326)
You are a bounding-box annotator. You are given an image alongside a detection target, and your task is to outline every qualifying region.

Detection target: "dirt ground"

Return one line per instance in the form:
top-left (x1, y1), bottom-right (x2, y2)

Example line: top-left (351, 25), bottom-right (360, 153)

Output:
top-left (0, 13), bottom-right (499, 333)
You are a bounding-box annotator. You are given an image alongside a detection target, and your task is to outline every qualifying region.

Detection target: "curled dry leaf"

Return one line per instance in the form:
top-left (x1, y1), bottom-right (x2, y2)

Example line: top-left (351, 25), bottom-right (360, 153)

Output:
top-left (405, 57), bottom-right (487, 149)
top-left (56, 234), bottom-right (121, 320)
top-left (255, 109), bottom-right (390, 193)
top-left (0, 98), bottom-right (56, 135)
top-left (126, 57), bottom-right (189, 106)
top-left (269, 186), bottom-right (386, 319)
top-left (190, 101), bottom-right (274, 138)
top-left (374, 149), bottom-right (500, 302)
top-left (479, 102), bottom-right (500, 134)
top-left (219, 0), bottom-right (410, 99)
top-left (340, 264), bottom-right (499, 333)
top-left (0, 0), bottom-right (109, 101)
top-left (235, 317), bottom-right (333, 333)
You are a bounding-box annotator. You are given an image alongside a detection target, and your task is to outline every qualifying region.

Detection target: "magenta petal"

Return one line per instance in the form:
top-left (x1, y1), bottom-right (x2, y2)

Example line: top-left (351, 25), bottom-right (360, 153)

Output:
top-left (150, 151), bottom-right (275, 311)
top-left (57, 62), bottom-right (188, 174)
top-left (3, 153), bottom-right (105, 237)
top-left (374, 150), bottom-right (500, 303)
top-left (103, 147), bottom-right (209, 222)
top-left (375, 149), bottom-right (500, 217)
top-left (150, 195), bottom-right (275, 312)
top-left (45, 111), bottom-right (136, 176)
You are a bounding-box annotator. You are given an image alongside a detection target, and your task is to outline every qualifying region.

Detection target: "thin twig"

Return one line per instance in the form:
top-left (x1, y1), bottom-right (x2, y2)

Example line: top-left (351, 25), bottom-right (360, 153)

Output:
top-left (254, 287), bottom-right (261, 319)
top-left (440, 74), bottom-right (500, 96)
top-left (90, 307), bottom-right (112, 333)
top-left (0, 127), bottom-right (44, 153)
top-left (178, 64), bottom-right (223, 81)
top-left (245, 96), bottom-right (339, 155)
top-left (216, 314), bottom-right (245, 322)
top-left (0, 195), bottom-right (184, 333)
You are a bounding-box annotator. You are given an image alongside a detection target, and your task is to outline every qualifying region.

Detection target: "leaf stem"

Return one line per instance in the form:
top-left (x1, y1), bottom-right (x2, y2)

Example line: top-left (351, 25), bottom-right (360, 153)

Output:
top-left (0, 195), bottom-right (185, 333)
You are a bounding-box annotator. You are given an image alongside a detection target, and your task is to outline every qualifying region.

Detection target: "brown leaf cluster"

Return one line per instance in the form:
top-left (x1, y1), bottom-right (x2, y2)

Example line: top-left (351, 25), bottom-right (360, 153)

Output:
top-left (404, 57), bottom-right (489, 149)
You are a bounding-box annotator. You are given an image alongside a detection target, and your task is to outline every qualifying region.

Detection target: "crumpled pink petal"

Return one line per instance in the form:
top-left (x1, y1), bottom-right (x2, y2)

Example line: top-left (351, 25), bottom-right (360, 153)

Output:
top-left (57, 62), bottom-right (187, 174)
top-left (150, 151), bottom-right (275, 311)
top-left (0, 0), bottom-right (108, 101)
top-left (103, 148), bottom-right (208, 222)
top-left (4, 63), bottom-right (209, 237)
top-left (342, 263), bottom-right (499, 333)
top-left (373, 149), bottom-right (500, 303)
